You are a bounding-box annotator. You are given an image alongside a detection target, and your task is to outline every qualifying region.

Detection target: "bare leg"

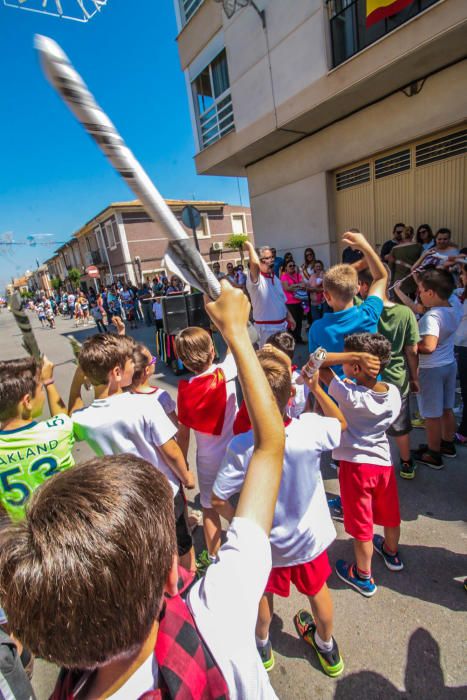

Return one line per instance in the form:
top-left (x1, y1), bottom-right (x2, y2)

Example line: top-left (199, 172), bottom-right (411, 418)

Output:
top-left (256, 593), bottom-right (274, 640)
top-left (395, 433), bottom-right (411, 462)
top-left (202, 507), bottom-right (222, 557)
top-left (309, 583), bottom-right (334, 642)
top-left (179, 546), bottom-right (196, 574)
top-left (425, 417), bottom-right (442, 452)
top-left (441, 409), bottom-right (456, 442)
top-left (354, 539), bottom-right (373, 574)
top-left (383, 525), bottom-right (400, 554)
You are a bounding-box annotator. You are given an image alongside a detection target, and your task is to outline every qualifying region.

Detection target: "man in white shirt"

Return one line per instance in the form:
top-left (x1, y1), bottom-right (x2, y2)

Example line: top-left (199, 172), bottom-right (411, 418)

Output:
top-left (0, 282), bottom-right (285, 700)
top-left (244, 240), bottom-right (295, 347)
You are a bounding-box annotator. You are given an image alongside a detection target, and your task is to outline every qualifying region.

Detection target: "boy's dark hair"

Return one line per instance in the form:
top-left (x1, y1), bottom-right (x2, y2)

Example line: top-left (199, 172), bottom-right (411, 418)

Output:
top-left (78, 333), bottom-right (134, 386)
top-left (131, 344), bottom-right (150, 388)
top-left (175, 327), bottom-right (213, 374)
top-left (344, 332), bottom-right (392, 371)
top-left (0, 455), bottom-right (176, 669)
top-left (0, 358), bottom-right (39, 421)
top-left (436, 227), bottom-right (451, 238)
top-left (358, 269), bottom-right (373, 288)
top-left (419, 268), bottom-right (455, 300)
top-left (256, 348), bottom-right (292, 415)
top-left (265, 331), bottom-right (295, 361)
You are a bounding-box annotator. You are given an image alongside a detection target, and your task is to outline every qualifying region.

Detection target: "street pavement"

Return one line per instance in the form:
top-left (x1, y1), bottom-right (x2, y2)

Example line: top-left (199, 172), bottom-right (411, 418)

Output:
top-left (0, 309), bottom-right (466, 699)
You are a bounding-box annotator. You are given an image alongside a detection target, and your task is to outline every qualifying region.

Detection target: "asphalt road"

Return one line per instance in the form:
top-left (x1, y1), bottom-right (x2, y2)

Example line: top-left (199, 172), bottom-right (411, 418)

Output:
top-left (0, 309), bottom-right (466, 699)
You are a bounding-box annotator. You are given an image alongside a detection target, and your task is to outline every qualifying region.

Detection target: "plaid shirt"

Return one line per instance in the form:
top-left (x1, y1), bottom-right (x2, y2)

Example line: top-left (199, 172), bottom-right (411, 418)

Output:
top-left (50, 570), bottom-right (229, 700)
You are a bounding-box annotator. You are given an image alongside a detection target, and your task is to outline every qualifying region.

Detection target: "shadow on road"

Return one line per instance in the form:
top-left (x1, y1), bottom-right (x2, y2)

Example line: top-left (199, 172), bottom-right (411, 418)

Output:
top-left (334, 628), bottom-right (466, 699)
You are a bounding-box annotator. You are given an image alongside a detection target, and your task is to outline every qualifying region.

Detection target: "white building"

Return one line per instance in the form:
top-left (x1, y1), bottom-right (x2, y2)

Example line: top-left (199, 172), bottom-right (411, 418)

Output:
top-left (173, 0), bottom-right (467, 263)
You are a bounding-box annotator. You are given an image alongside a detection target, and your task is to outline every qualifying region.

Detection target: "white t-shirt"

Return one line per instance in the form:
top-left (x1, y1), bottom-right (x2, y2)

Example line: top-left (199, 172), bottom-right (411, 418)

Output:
top-left (329, 376), bottom-right (401, 467)
top-left (191, 354), bottom-right (238, 477)
top-left (246, 272), bottom-right (287, 324)
top-left (418, 303), bottom-right (462, 368)
top-left (107, 654), bottom-right (158, 699)
top-left (188, 517), bottom-right (277, 700)
top-left (454, 298), bottom-right (467, 348)
top-left (288, 369), bottom-right (310, 418)
top-left (72, 393), bottom-right (180, 495)
top-left (152, 301), bottom-right (163, 320)
top-left (213, 415), bottom-right (340, 567)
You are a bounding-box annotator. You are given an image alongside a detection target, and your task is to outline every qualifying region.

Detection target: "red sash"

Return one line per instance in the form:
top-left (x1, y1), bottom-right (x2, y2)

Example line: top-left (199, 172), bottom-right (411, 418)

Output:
top-left (233, 401), bottom-right (291, 435)
top-left (178, 369), bottom-right (227, 436)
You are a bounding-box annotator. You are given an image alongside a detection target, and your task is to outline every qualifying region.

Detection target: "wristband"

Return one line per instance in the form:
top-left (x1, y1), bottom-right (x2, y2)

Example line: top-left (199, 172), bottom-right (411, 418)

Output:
top-left (43, 379), bottom-right (55, 387)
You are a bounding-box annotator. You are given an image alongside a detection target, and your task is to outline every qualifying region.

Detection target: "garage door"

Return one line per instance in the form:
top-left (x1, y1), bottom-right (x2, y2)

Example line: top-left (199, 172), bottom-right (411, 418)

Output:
top-left (334, 125), bottom-right (467, 254)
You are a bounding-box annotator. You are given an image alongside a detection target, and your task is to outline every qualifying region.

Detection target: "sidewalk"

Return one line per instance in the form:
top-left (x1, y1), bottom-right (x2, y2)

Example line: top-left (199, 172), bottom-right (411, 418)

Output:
top-left (1, 310), bottom-right (466, 699)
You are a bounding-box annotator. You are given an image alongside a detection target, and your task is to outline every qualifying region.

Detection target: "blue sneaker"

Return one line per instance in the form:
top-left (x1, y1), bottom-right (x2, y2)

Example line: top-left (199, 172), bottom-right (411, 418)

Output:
top-left (335, 560), bottom-right (377, 598)
top-left (327, 495), bottom-right (343, 519)
top-left (373, 535), bottom-right (404, 571)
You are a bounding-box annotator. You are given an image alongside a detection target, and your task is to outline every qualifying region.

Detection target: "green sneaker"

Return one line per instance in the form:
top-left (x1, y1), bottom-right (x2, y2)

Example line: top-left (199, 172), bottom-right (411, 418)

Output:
top-left (257, 639), bottom-right (275, 672)
top-left (399, 458), bottom-right (416, 480)
top-left (196, 549), bottom-right (213, 577)
top-left (411, 415), bottom-right (425, 429)
top-left (294, 609), bottom-right (344, 678)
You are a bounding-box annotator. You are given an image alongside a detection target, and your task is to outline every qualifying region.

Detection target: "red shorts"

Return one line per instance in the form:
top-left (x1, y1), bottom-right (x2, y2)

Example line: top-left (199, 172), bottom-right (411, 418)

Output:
top-left (265, 550), bottom-right (331, 598)
top-left (339, 461), bottom-right (401, 541)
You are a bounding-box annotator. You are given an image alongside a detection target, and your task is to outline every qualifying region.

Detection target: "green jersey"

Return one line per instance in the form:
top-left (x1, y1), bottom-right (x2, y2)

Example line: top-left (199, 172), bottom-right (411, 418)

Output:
top-left (378, 304), bottom-right (420, 396)
top-left (0, 414), bottom-right (75, 521)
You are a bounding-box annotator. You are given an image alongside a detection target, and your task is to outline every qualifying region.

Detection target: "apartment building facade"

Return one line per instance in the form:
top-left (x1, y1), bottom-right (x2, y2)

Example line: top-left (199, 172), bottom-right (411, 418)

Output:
top-left (173, 0), bottom-right (467, 263)
top-left (45, 199), bottom-right (253, 291)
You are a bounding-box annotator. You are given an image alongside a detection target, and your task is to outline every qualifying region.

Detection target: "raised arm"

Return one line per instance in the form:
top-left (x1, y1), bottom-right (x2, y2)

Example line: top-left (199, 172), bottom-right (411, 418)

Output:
top-left (320, 351), bottom-right (380, 378)
top-left (205, 281), bottom-right (285, 535)
top-left (393, 282), bottom-right (425, 315)
top-left (304, 371), bottom-right (347, 432)
top-left (40, 357), bottom-right (67, 417)
top-left (243, 240), bottom-right (260, 283)
top-left (68, 365), bottom-right (86, 414)
top-left (342, 230), bottom-right (387, 299)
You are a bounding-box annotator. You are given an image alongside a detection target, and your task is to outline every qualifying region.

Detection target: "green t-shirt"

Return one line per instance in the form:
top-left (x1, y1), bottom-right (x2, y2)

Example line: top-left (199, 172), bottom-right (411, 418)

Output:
top-left (378, 304), bottom-right (420, 396)
top-left (0, 414), bottom-right (75, 521)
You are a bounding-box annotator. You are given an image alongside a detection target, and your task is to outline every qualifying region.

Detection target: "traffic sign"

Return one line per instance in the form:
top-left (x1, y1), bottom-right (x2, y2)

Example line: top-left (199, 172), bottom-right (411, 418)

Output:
top-left (86, 265), bottom-right (99, 278)
top-left (181, 205), bottom-right (201, 230)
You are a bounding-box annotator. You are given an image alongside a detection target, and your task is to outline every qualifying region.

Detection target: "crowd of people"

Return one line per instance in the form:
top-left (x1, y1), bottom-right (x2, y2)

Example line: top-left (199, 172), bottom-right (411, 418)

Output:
top-left (0, 226), bottom-right (465, 699)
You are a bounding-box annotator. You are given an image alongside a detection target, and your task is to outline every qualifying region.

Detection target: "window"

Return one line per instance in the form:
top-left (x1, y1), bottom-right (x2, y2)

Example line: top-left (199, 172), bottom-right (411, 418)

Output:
top-left (103, 219), bottom-right (119, 250)
top-left (192, 49), bottom-right (235, 149)
top-left (231, 213), bottom-right (247, 235)
top-left (328, 0), bottom-right (441, 68)
top-left (196, 213), bottom-right (211, 239)
top-left (335, 163), bottom-right (371, 190)
top-left (180, 0), bottom-right (203, 24)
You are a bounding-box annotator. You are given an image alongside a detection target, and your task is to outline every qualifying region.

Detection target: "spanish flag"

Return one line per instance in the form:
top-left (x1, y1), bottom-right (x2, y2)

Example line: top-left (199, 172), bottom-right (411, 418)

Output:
top-left (366, 0), bottom-right (414, 27)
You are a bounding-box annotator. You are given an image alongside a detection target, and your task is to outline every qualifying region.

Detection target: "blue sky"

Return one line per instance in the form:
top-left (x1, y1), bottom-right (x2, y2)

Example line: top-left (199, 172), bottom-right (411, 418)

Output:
top-left (0, 0), bottom-right (249, 289)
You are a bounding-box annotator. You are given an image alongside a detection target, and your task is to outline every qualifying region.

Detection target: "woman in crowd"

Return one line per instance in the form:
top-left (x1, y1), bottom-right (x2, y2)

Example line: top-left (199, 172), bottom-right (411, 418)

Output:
top-left (278, 251), bottom-right (294, 277)
top-left (280, 258), bottom-right (306, 343)
top-left (306, 260), bottom-right (326, 324)
top-left (301, 247), bottom-right (316, 279)
top-left (166, 275), bottom-right (185, 295)
top-left (225, 262), bottom-right (237, 287)
top-left (412, 227), bottom-right (459, 272)
top-left (389, 226), bottom-right (423, 297)
top-left (416, 224), bottom-right (434, 251)
top-left (235, 264), bottom-right (247, 289)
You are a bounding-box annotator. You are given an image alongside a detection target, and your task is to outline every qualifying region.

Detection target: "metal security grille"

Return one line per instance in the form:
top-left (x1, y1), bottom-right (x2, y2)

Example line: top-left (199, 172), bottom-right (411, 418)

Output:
top-left (181, 0), bottom-right (203, 23)
top-left (375, 149), bottom-right (411, 179)
top-left (336, 163), bottom-right (370, 190)
top-left (415, 129), bottom-right (467, 167)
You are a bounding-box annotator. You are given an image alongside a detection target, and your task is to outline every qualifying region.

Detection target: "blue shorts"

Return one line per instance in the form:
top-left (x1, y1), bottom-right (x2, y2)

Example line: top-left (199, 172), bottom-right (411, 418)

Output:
top-left (419, 362), bottom-right (456, 418)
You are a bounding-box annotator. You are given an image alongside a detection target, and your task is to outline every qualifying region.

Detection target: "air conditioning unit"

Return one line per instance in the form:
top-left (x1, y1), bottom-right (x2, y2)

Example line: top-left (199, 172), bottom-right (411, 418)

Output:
top-left (212, 241), bottom-right (224, 252)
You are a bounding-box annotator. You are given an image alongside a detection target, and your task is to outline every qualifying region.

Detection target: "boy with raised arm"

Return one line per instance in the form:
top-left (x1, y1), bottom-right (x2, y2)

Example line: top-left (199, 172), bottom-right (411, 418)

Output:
top-left (0, 282), bottom-right (285, 700)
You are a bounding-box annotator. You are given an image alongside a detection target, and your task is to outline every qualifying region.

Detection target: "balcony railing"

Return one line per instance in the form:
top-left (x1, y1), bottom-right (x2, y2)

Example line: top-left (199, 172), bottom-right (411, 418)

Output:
top-left (181, 0), bottom-right (203, 24)
top-left (328, 0), bottom-right (440, 67)
top-left (84, 250), bottom-right (106, 267)
top-left (199, 91), bottom-right (235, 149)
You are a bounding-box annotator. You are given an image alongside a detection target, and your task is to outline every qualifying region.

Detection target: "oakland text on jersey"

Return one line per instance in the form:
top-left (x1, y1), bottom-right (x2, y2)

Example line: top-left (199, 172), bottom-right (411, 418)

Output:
top-left (0, 440), bottom-right (59, 466)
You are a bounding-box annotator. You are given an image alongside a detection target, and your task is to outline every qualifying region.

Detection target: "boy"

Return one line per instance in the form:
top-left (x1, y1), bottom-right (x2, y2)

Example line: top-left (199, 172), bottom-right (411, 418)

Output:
top-left (69, 333), bottom-right (195, 572)
top-left (324, 333), bottom-right (403, 597)
top-left (0, 281), bottom-right (285, 699)
top-left (90, 300), bottom-right (107, 333)
top-left (267, 331), bottom-right (310, 417)
top-left (175, 328), bottom-right (238, 572)
top-left (357, 269), bottom-right (420, 479)
top-left (412, 269), bottom-right (462, 469)
top-left (309, 231), bottom-right (388, 379)
top-left (0, 356), bottom-right (74, 522)
top-left (212, 349), bottom-right (347, 677)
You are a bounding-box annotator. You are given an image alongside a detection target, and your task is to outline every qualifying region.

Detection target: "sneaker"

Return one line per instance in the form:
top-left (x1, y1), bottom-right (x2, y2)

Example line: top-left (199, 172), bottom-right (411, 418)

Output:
top-left (440, 440), bottom-right (457, 459)
top-left (411, 415), bottom-right (426, 429)
top-left (411, 446), bottom-right (444, 470)
top-left (257, 639), bottom-right (275, 672)
top-left (196, 549), bottom-right (214, 577)
top-left (335, 560), bottom-right (377, 598)
top-left (399, 458), bottom-right (416, 480)
top-left (294, 610), bottom-right (344, 678)
top-left (327, 495), bottom-right (343, 518)
top-left (373, 534), bottom-right (404, 571)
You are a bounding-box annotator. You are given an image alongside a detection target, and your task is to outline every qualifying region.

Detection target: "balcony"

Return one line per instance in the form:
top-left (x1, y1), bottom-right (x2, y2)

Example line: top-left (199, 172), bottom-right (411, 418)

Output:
top-left (328, 0), bottom-right (441, 67)
top-left (199, 92), bottom-right (235, 148)
top-left (84, 250), bottom-right (106, 267)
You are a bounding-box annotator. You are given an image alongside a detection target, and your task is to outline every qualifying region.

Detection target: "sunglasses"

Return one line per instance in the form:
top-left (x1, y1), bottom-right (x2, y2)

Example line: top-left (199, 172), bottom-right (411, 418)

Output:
top-left (261, 256), bottom-right (274, 262)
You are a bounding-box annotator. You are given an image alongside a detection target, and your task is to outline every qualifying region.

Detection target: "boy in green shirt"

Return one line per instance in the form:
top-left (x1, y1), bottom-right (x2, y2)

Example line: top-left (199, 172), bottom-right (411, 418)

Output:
top-left (0, 356), bottom-right (75, 521)
top-left (358, 270), bottom-right (420, 478)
